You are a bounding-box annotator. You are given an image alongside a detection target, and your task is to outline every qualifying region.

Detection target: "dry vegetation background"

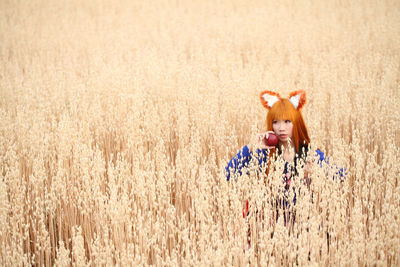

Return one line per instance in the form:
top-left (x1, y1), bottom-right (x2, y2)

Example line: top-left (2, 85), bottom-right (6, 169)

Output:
top-left (1, 0), bottom-right (400, 266)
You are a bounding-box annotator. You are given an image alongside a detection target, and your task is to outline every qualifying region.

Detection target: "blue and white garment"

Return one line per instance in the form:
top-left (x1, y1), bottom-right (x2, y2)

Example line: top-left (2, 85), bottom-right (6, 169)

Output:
top-left (225, 144), bottom-right (346, 212)
top-left (225, 145), bottom-right (346, 182)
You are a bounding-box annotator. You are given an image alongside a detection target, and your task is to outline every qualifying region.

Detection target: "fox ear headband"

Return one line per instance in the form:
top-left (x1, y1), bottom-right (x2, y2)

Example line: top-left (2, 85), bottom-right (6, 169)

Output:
top-left (260, 90), bottom-right (306, 110)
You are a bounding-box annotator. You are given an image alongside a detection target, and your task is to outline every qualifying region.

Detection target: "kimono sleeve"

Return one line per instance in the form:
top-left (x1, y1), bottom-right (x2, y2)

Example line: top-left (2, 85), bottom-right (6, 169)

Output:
top-left (225, 145), bottom-right (269, 181)
top-left (315, 149), bottom-right (347, 180)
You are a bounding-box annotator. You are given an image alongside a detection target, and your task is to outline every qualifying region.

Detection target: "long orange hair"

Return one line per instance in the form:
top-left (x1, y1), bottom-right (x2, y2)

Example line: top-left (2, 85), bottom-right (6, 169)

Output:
top-left (260, 90), bottom-right (310, 153)
top-left (260, 90), bottom-right (311, 178)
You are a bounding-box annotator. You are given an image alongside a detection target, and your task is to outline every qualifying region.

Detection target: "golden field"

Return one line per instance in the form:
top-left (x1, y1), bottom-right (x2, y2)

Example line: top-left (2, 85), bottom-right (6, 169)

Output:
top-left (1, 0), bottom-right (399, 265)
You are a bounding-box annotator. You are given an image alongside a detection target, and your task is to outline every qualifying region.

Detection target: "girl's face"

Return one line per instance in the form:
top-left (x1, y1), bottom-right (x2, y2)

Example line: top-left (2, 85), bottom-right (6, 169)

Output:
top-left (272, 119), bottom-right (293, 144)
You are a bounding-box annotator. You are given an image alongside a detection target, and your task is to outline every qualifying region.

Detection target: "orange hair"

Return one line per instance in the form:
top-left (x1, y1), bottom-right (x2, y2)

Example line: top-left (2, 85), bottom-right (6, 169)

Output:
top-left (266, 98), bottom-right (310, 152)
top-left (260, 90), bottom-right (310, 178)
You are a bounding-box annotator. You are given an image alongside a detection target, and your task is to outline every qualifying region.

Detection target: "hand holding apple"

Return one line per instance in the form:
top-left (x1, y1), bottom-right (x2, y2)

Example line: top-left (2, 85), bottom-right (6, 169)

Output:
top-left (250, 131), bottom-right (278, 151)
top-left (264, 132), bottom-right (278, 146)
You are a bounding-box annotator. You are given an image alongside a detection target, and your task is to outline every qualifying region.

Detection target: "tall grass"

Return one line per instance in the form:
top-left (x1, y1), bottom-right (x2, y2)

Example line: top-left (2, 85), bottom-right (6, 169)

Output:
top-left (1, 0), bottom-right (399, 265)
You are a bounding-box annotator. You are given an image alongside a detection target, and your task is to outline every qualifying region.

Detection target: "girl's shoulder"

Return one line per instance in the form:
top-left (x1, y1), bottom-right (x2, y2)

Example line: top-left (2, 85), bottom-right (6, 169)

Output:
top-left (298, 143), bottom-right (326, 162)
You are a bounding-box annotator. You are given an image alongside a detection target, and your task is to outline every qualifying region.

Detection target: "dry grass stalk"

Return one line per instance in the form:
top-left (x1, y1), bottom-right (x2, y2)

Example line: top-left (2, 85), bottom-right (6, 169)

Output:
top-left (1, 0), bottom-right (399, 265)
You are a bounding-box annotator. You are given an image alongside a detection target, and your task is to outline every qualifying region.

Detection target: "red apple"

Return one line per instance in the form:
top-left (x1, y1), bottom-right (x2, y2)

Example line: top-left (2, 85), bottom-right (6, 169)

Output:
top-left (265, 132), bottom-right (278, 146)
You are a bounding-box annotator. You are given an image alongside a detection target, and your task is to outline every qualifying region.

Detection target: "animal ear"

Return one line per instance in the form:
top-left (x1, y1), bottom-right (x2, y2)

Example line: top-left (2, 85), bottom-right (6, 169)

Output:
top-left (289, 90), bottom-right (306, 110)
top-left (260, 91), bottom-right (280, 109)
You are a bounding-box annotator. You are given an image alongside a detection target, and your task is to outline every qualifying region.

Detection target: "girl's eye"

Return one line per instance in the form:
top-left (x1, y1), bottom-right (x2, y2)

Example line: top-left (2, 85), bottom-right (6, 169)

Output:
top-left (272, 120), bottom-right (278, 124)
top-left (285, 120), bottom-right (291, 123)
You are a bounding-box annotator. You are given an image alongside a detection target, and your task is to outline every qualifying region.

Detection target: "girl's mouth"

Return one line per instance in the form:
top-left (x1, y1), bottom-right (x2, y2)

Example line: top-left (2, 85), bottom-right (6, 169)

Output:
top-left (279, 134), bottom-right (288, 139)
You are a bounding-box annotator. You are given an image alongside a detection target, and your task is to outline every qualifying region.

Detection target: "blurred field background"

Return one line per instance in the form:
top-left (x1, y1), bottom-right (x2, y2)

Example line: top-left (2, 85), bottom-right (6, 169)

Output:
top-left (1, 0), bottom-right (400, 265)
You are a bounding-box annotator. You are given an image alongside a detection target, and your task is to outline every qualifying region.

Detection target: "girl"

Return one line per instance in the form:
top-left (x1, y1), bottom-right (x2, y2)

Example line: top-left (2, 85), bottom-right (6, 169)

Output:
top-left (226, 90), bottom-right (313, 183)
top-left (225, 90), bottom-right (345, 219)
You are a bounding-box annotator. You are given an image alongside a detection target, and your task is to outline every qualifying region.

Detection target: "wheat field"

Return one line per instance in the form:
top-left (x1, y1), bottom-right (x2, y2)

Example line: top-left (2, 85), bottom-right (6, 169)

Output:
top-left (1, 0), bottom-right (400, 266)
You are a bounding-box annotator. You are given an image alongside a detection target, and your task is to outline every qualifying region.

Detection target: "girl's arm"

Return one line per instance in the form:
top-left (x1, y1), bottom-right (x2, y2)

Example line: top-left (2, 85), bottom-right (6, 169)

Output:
top-left (225, 145), bottom-right (269, 181)
top-left (315, 149), bottom-right (347, 180)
